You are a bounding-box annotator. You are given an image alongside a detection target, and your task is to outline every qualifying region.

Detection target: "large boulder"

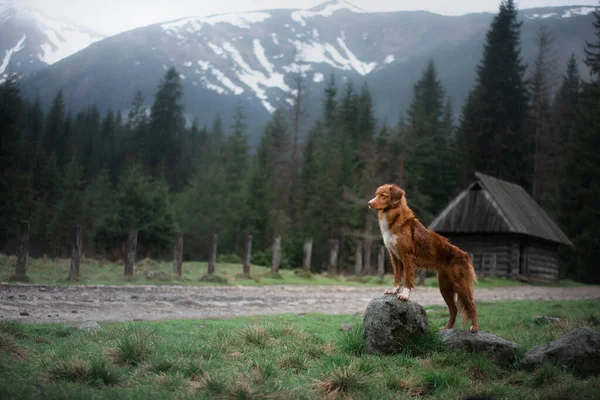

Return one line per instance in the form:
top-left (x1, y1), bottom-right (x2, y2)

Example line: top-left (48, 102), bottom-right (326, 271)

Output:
top-left (440, 329), bottom-right (518, 365)
top-left (522, 327), bottom-right (600, 377)
top-left (363, 296), bottom-right (429, 355)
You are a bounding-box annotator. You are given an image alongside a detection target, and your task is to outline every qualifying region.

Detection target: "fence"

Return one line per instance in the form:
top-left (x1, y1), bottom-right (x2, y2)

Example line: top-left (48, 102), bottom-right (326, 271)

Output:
top-left (10, 220), bottom-right (393, 281)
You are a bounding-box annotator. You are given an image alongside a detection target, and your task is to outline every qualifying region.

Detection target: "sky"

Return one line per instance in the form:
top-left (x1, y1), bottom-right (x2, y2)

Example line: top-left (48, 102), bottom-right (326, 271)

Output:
top-left (19, 0), bottom-right (600, 36)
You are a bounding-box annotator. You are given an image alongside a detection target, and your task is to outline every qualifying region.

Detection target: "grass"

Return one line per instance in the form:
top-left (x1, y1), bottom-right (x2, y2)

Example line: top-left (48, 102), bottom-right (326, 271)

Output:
top-left (0, 299), bottom-right (598, 399)
top-left (0, 253), bottom-right (586, 288)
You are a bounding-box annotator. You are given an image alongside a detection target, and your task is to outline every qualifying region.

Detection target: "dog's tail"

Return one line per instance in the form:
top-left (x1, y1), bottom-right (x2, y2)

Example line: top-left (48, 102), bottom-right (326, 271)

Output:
top-left (454, 250), bottom-right (478, 329)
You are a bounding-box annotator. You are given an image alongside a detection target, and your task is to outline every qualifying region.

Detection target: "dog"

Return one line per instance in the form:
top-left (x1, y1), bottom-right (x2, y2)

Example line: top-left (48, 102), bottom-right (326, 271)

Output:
top-left (368, 184), bottom-right (479, 333)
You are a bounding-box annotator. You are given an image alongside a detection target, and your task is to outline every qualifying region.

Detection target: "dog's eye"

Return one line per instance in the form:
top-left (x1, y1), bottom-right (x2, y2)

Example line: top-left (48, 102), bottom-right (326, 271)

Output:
top-left (380, 194), bottom-right (387, 197)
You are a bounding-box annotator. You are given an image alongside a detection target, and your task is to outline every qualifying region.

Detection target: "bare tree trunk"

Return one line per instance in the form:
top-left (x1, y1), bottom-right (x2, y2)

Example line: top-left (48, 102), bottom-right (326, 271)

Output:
top-left (302, 237), bottom-right (313, 272)
top-left (243, 234), bottom-right (252, 275)
top-left (328, 239), bottom-right (339, 275)
top-left (69, 225), bottom-right (82, 281)
top-left (271, 236), bottom-right (281, 273)
top-left (15, 221), bottom-right (29, 281)
top-left (124, 230), bottom-right (137, 280)
top-left (377, 245), bottom-right (385, 280)
top-left (354, 240), bottom-right (363, 276)
top-left (208, 233), bottom-right (217, 275)
top-left (173, 232), bottom-right (183, 278)
top-left (364, 239), bottom-right (372, 275)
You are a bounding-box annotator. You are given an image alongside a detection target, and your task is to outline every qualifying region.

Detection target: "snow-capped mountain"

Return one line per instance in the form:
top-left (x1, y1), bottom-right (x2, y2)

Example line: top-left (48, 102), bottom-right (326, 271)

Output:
top-left (0, 1), bottom-right (103, 82)
top-left (18, 1), bottom-right (598, 144)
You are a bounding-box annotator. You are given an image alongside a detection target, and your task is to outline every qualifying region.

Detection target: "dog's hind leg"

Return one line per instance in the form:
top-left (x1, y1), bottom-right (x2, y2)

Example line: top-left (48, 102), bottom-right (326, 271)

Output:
top-left (455, 282), bottom-right (479, 333)
top-left (437, 271), bottom-right (457, 330)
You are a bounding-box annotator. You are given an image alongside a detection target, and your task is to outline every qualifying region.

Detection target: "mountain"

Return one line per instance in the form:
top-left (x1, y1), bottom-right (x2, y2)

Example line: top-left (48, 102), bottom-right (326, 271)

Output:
top-left (17, 1), bottom-right (598, 144)
top-left (0, 1), bottom-right (103, 83)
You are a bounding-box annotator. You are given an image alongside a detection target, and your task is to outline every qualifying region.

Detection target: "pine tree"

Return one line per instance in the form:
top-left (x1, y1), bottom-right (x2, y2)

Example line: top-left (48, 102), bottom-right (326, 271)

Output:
top-left (584, 3), bottom-right (600, 78)
top-left (48, 158), bottom-right (84, 256)
top-left (404, 60), bottom-right (452, 220)
top-left (82, 169), bottom-right (116, 250)
top-left (457, 0), bottom-right (530, 188)
top-left (43, 90), bottom-right (65, 161)
top-left (148, 67), bottom-right (187, 191)
top-left (557, 3), bottom-right (600, 283)
top-left (529, 25), bottom-right (558, 203)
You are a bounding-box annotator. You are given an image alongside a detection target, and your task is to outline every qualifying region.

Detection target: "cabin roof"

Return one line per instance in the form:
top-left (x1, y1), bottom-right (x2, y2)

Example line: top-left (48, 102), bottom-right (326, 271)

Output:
top-left (428, 172), bottom-right (572, 246)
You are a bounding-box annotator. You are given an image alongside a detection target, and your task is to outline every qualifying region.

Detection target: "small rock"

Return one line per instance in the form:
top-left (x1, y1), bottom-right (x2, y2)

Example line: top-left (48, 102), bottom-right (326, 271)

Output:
top-left (47, 315), bottom-right (52, 317)
top-left (522, 327), bottom-right (600, 377)
top-left (533, 316), bottom-right (562, 325)
top-left (199, 324), bottom-right (207, 329)
top-left (19, 311), bottom-right (29, 316)
top-left (363, 296), bottom-right (429, 355)
top-left (340, 324), bottom-right (354, 332)
top-left (38, 287), bottom-right (47, 292)
top-left (78, 321), bottom-right (101, 333)
top-left (131, 295), bottom-right (139, 300)
top-left (146, 271), bottom-right (169, 280)
top-left (296, 312), bottom-right (306, 317)
top-left (71, 310), bottom-right (78, 314)
top-left (440, 329), bottom-right (518, 365)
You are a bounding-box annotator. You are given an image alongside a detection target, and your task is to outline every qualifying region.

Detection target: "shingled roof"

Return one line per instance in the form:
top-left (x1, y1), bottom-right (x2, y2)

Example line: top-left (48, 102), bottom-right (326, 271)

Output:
top-left (428, 172), bottom-right (572, 246)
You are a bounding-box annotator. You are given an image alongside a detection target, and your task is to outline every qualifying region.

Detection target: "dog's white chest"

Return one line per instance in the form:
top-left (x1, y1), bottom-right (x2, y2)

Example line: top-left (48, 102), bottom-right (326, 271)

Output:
top-left (379, 213), bottom-right (400, 258)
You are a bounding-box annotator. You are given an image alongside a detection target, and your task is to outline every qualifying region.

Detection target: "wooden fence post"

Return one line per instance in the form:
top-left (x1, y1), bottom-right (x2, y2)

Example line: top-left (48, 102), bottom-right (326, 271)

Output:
top-left (271, 236), bottom-right (281, 273)
top-left (173, 232), bottom-right (183, 278)
top-left (377, 245), bottom-right (385, 280)
top-left (124, 230), bottom-right (138, 280)
top-left (243, 234), bottom-right (252, 275)
top-left (328, 239), bottom-right (339, 275)
top-left (68, 225), bottom-right (82, 281)
top-left (302, 238), bottom-right (313, 272)
top-left (354, 240), bottom-right (363, 276)
top-left (15, 221), bottom-right (29, 281)
top-left (208, 233), bottom-right (217, 275)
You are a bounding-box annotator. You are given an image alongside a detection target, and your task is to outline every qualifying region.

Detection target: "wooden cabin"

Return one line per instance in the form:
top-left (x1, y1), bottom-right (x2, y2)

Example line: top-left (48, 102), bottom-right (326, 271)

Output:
top-left (428, 172), bottom-right (572, 282)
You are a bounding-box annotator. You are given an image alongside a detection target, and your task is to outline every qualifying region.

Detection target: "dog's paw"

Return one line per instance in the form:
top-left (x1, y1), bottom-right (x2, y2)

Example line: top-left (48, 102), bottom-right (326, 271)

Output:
top-left (438, 325), bottom-right (453, 331)
top-left (396, 288), bottom-right (411, 301)
top-left (469, 325), bottom-right (479, 333)
top-left (384, 287), bottom-right (400, 295)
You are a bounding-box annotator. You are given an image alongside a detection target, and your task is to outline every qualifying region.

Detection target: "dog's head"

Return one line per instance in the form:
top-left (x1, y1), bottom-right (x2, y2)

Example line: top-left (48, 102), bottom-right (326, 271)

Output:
top-left (368, 184), bottom-right (405, 211)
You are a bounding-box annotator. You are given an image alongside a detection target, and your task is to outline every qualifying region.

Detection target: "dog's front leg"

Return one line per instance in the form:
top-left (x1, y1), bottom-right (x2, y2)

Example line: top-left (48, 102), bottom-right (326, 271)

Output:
top-left (384, 250), bottom-right (403, 295)
top-left (397, 253), bottom-right (416, 301)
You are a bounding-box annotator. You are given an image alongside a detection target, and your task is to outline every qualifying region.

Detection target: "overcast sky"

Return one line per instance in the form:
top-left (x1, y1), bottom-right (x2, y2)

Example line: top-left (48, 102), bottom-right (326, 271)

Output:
top-left (20, 0), bottom-right (599, 35)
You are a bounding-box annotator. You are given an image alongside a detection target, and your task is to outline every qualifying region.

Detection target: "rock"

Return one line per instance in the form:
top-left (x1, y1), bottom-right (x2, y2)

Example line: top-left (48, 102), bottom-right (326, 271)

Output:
top-left (340, 324), bottom-right (354, 332)
top-left (19, 311), bottom-right (29, 316)
top-left (440, 329), bottom-right (518, 365)
top-left (533, 316), bottom-right (562, 325)
top-left (362, 296), bottom-right (428, 355)
top-left (522, 327), bottom-right (600, 377)
top-left (71, 310), bottom-right (78, 314)
top-left (78, 321), bottom-right (101, 333)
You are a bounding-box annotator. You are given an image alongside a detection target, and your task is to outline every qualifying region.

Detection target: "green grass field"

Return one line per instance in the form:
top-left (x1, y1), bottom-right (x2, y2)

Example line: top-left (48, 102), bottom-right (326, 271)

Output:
top-left (1, 299), bottom-right (598, 399)
top-left (0, 253), bottom-right (586, 288)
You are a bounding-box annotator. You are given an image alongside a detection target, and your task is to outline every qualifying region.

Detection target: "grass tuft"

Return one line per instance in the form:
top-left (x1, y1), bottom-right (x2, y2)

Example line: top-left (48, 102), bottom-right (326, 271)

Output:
top-left (315, 361), bottom-right (367, 397)
top-left (421, 368), bottom-right (469, 392)
top-left (396, 328), bottom-right (444, 357)
top-left (0, 332), bottom-right (29, 360)
top-left (105, 328), bottom-right (155, 366)
top-left (49, 357), bottom-right (91, 382)
top-left (199, 273), bottom-right (229, 284)
top-left (337, 323), bottom-right (364, 356)
top-left (0, 320), bottom-right (25, 335)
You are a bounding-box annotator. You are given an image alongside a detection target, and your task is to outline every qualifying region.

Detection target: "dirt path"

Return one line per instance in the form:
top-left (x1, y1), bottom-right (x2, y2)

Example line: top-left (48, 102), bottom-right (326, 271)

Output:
top-left (1, 283), bottom-right (599, 323)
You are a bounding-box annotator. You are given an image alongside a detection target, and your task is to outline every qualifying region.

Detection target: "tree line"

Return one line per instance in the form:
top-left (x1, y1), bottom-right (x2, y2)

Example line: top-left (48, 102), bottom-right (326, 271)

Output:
top-left (1, 0), bottom-right (599, 282)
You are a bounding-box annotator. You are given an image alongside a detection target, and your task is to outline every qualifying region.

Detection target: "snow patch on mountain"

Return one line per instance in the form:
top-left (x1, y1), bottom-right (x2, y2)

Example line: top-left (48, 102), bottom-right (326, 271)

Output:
top-left (313, 72), bottom-right (324, 82)
top-left (384, 55), bottom-right (395, 64)
top-left (0, 33), bottom-right (26, 76)
top-left (291, 0), bottom-right (365, 26)
top-left (336, 36), bottom-right (376, 75)
top-left (562, 7), bottom-right (596, 18)
top-left (253, 39), bottom-right (274, 74)
top-left (162, 12), bottom-right (271, 33)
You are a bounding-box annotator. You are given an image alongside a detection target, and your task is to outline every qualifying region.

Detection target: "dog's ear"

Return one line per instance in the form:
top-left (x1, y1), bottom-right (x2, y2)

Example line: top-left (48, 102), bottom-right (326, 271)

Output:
top-left (390, 185), bottom-right (405, 205)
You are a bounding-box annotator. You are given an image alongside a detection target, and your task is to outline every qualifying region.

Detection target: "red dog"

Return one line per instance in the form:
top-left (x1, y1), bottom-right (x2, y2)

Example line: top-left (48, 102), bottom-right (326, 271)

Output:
top-left (368, 184), bottom-right (479, 332)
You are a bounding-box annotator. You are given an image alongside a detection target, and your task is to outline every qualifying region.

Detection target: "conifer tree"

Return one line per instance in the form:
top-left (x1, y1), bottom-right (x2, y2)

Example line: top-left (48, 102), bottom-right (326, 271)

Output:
top-left (457, 0), bottom-right (530, 188)
top-left (557, 3), bottom-right (600, 283)
top-left (43, 90), bottom-right (65, 161)
top-left (148, 67), bottom-right (187, 191)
